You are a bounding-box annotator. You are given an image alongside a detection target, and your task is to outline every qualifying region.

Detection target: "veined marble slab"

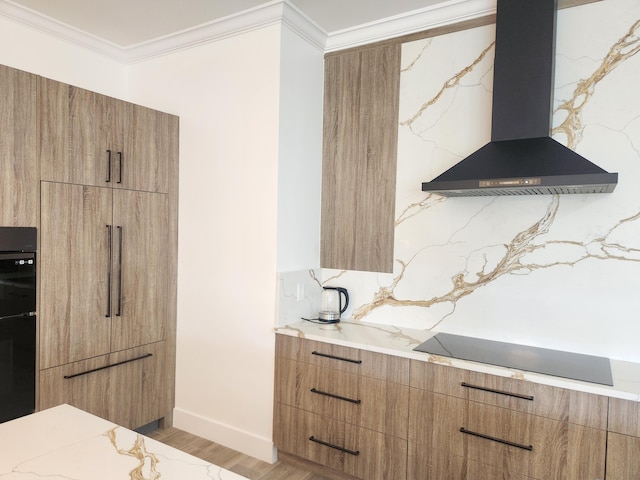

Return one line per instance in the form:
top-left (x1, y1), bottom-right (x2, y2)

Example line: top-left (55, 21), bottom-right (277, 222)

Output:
top-left (276, 320), bottom-right (640, 402)
top-left (0, 404), bottom-right (248, 480)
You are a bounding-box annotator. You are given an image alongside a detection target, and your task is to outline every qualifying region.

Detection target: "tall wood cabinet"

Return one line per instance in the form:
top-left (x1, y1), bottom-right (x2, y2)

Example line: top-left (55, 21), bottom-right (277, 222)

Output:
top-left (0, 65), bottom-right (38, 226)
top-left (37, 77), bottom-right (178, 430)
top-left (320, 43), bottom-right (400, 273)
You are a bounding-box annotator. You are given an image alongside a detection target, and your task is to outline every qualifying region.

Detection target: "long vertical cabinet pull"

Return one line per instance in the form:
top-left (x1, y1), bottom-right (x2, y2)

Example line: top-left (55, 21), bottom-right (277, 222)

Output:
top-left (117, 152), bottom-right (123, 184)
top-left (106, 225), bottom-right (113, 317)
top-left (116, 226), bottom-right (123, 316)
top-left (106, 150), bottom-right (112, 183)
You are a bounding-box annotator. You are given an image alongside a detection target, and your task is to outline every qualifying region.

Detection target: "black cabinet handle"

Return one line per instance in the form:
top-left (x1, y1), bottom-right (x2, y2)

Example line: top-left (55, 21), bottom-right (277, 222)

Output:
top-left (311, 351), bottom-right (361, 364)
top-left (117, 151), bottom-right (123, 184)
top-left (310, 388), bottom-right (361, 404)
top-left (106, 225), bottom-right (112, 317)
top-left (461, 382), bottom-right (534, 401)
top-left (309, 436), bottom-right (359, 456)
top-left (106, 150), bottom-right (112, 183)
top-left (63, 353), bottom-right (153, 379)
top-left (460, 427), bottom-right (533, 451)
top-left (116, 226), bottom-right (123, 317)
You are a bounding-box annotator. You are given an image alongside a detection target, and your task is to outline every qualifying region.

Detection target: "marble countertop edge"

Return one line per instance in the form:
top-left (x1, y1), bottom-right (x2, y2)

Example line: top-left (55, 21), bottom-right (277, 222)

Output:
top-left (274, 320), bottom-right (640, 402)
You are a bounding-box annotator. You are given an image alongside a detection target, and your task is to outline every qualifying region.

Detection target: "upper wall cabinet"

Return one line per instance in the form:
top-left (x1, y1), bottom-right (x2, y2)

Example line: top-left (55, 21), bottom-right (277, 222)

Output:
top-left (39, 78), bottom-right (172, 193)
top-left (0, 65), bottom-right (37, 226)
top-left (320, 43), bottom-right (400, 273)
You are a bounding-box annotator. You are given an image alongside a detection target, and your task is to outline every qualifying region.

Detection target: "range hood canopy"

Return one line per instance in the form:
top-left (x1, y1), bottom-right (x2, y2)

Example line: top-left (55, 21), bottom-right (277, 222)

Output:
top-left (421, 0), bottom-right (618, 197)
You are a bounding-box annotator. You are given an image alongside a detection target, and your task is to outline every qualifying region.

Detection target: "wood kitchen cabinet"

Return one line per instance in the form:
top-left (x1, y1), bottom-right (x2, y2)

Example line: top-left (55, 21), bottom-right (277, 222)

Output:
top-left (39, 182), bottom-right (169, 369)
top-left (273, 333), bottom-right (640, 480)
top-left (38, 181), bottom-right (171, 428)
top-left (408, 361), bottom-right (608, 480)
top-left (39, 341), bottom-right (167, 430)
top-left (37, 75), bottom-right (178, 429)
top-left (39, 78), bottom-right (171, 194)
top-left (606, 398), bottom-right (640, 479)
top-left (320, 43), bottom-right (400, 273)
top-left (274, 334), bottom-right (409, 480)
top-left (0, 64), bottom-right (37, 226)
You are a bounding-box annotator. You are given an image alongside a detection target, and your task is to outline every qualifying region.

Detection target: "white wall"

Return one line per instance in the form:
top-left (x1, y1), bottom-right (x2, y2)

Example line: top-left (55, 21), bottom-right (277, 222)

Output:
top-left (127, 21), bottom-right (324, 461)
top-left (276, 25), bottom-right (324, 272)
top-left (128, 26), bottom-right (284, 462)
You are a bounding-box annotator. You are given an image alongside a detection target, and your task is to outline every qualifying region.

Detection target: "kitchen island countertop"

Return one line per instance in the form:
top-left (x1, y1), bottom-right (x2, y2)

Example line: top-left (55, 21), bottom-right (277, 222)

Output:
top-left (275, 319), bottom-right (640, 402)
top-left (0, 404), bottom-right (248, 480)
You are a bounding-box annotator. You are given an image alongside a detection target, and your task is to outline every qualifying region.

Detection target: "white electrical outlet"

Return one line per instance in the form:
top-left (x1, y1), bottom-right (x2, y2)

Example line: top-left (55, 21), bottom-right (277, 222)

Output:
top-left (296, 283), bottom-right (304, 301)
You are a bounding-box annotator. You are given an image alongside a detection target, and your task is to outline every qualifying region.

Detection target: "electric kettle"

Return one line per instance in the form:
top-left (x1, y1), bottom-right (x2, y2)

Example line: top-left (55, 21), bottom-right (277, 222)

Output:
top-left (319, 286), bottom-right (349, 322)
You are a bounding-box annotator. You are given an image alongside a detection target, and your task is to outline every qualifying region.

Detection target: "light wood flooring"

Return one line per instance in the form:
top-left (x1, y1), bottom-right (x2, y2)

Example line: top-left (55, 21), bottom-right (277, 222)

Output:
top-left (147, 427), bottom-right (359, 480)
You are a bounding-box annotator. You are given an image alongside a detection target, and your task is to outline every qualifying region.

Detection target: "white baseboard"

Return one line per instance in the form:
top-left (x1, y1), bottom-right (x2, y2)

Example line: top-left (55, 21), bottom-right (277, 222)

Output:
top-left (172, 407), bottom-right (277, 464)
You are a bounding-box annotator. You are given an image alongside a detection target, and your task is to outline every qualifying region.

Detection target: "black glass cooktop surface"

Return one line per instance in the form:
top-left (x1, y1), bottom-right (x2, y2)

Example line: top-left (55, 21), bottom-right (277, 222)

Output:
top-left (414, 333), bottom-right (613, 386)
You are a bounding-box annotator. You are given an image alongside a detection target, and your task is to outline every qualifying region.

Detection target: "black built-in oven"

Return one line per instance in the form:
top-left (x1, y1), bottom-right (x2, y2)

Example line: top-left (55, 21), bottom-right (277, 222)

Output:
top-left (0, 227), bottom-right (36, 423)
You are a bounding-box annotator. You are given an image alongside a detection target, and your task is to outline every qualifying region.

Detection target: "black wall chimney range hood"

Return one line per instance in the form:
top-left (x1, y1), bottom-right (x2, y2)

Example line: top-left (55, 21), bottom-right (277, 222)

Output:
top-left (421, 0), bottom-right (618, 197)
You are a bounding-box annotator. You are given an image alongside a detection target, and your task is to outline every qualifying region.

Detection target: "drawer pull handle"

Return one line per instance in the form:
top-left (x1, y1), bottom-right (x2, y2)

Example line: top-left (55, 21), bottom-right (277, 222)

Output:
top-left (461, 382), bottom-right (534, 401)
top-left (460, 427), bottom-right (533, 451)
top-left (309, 436), bottom-right (360, 456)
top-left (310, 388), bottom-right (361, 404)
top-left (63, 353), bottom-right (153, 379)
top-left (311, 351), bottom-right (362, 364)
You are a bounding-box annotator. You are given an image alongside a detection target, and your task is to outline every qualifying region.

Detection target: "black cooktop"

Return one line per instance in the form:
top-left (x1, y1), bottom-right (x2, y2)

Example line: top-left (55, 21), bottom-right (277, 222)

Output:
top-left (414, 333), bottom-right (613, 386)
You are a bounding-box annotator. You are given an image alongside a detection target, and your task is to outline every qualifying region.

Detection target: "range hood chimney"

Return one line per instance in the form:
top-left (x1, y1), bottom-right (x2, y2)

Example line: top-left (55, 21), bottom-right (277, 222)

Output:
top-left (421, 0), bottom-right (618, 197)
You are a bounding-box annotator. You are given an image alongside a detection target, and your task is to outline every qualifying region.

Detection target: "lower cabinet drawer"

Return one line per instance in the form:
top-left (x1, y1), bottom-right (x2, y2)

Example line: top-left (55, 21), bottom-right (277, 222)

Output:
top-left (408, 448), bottom-right (538, 480)
top-left (39, 341), bottom-right (167, 429)
top-left (465, 401), bottom-right (605, 479)
top-left (275, 356), bottom-right (409, 439)
top-left (408, 389), bottom-right (606, 480)
top-left (275, 403), bottom-right (407, 480)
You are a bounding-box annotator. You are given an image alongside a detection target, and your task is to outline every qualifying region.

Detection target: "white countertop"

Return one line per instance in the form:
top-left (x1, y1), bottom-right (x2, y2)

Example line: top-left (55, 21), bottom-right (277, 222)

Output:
top-left (275, 320), bottom-right (640, 402)
top-left (0, 404), bottom-right (248, 480)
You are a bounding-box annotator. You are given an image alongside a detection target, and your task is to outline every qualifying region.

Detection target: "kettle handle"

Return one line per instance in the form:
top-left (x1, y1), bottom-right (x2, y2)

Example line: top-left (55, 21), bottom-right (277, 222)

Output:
top-left (336, 287), bottom-right (349, 314)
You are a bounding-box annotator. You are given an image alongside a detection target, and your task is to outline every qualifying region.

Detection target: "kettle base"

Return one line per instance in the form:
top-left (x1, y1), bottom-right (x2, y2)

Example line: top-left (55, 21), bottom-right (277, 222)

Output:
top-left (318, 311), bottom-right (341, 322)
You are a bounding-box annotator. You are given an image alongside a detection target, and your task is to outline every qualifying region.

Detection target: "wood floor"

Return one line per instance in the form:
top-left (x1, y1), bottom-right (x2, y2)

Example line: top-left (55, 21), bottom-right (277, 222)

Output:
top-left (147, 427), bottom-right (359, 480)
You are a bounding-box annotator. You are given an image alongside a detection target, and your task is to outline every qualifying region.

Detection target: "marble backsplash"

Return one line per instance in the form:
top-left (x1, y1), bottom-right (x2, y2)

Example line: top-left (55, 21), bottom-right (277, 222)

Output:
top-left (278, 0), bottom-right (640, 363)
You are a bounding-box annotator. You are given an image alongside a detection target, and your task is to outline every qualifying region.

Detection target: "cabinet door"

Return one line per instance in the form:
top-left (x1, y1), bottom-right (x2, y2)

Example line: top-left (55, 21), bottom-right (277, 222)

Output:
top-left (42, 85), bottom-right (128, 187)
top-left (39, 341), bottom-right (167, 430)
top-left (39, 182), bottom-right (113, 369)
top-left (40, 82), bottom-right (172, 194)
top-left (110, 189), bottom-right (169, 351)
top-left (39, 77), bottom-right (69, 183)
top-left (0, 65), bottom-right (37, 226)
top-left (320, 44), bottom-right (400, 273)
top-left (121, 105), bottom-right (173, 193)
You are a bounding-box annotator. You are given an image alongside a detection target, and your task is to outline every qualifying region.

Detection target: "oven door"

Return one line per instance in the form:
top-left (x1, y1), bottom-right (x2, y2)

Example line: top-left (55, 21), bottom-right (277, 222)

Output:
top-left (0, 314), bottom-right (36, 422)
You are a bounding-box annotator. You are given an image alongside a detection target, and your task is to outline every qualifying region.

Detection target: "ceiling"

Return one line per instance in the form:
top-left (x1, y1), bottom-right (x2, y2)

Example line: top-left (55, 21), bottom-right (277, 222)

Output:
top-left (6, 0), bottom-right (448, 47)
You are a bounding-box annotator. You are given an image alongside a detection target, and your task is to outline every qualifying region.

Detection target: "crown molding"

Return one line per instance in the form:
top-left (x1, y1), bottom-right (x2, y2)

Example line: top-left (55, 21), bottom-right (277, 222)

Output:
top-left (0, 0), bottom-right (327, 63)
top-left (123, 1), bottom-right (326, 63)
top-left (325, 0), bottom-right (495, 52)
top-left (0, 0), bottom-right (496, 63)
top-left (0, 0), bottom-right (125, 60)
